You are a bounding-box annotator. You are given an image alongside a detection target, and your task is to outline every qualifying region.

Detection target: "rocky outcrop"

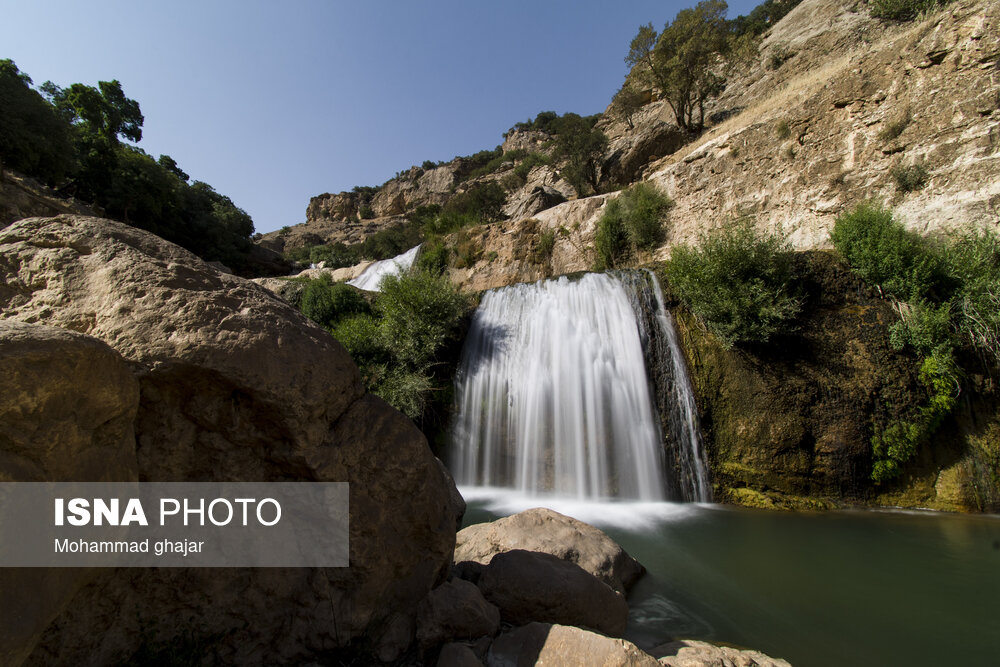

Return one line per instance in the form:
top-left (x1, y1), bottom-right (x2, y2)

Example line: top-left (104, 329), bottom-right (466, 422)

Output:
top-left (0, 321), bottom-right (139, 667)
top-left (501, 165), bottom-right (575, 221)
top-left (0, 170), bottom-right (95, 229)
top-left (486, 623), bottom-right (660, 667)
top-left (0, 215), bottom-right (463, 664)
top-left (645, 0), bottom-right (1000, 252)
top-left (477, 550), bottom-right (629, 637)
top-left (454, 508), bottom-right (644, 594)
top-left (652, 639), bottom-right (793, 667)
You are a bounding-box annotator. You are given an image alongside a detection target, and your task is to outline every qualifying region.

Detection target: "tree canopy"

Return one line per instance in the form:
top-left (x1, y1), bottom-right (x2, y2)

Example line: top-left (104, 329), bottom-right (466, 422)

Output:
top-left (0, 60), bottom-right (260, 274)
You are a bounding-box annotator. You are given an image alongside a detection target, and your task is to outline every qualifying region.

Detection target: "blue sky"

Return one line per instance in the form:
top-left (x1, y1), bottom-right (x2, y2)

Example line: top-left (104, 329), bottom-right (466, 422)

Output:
top-left (1, 1), bottom-right (759, 233)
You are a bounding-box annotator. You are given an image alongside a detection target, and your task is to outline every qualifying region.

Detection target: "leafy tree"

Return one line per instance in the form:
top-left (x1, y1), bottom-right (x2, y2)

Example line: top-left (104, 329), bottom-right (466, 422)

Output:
top-left (626, 1), bottom-right (731, 132)
top-left (610, 79), bottom-right (647, 130)
top-left (0, 60), bottom-right (75, 184)
top-left (42, 79), bottom-right (143, 144)
top-left (552, 113), bottom-right (608, 195)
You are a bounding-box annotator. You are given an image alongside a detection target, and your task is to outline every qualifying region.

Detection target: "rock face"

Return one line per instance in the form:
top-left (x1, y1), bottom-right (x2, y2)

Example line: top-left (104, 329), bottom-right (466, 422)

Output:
top-left (0, 215), bottom-right (463, 664)
top-left (454, 508), bottom-right (645, 594)
top-left (0, 321), bottom-right (139, 667)
top-left (486, 623), bottom-right (660, 667)
top-left (477, 550), bottom-right (629, 637)
top-left (0, 170), bottom-right (95, 229)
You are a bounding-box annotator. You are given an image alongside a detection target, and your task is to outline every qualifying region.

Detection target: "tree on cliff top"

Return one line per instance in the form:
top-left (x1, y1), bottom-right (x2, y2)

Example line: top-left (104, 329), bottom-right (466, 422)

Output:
top-left (626, 0), bottom-right (731, 132)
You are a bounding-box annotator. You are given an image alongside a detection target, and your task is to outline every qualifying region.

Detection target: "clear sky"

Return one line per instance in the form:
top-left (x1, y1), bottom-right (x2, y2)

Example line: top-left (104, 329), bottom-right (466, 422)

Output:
top-left (1, 1), bottom-right (758, 234)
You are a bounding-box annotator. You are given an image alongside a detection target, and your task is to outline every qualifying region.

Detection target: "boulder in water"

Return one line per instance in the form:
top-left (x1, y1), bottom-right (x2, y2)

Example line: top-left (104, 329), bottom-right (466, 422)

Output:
top-left (477, 549), bottom-right (629, 637)
top-left (454, 507), bottom-right (645, 594)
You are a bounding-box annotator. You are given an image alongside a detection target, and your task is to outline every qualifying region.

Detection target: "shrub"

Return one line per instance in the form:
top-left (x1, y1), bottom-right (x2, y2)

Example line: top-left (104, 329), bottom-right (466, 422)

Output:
top-left (891, 163), bottom-right (929, 193)
top-left (594, 183), bottom-right (674, 269)
top-left (299, 275), bottom-right (370, 329)
top-left (829, 202), bottom-right (944, 302)
top-left (878, 110), bottom-right (912, 142)
top-left (375, 269), bottom-right (469, 369)
top-left (872, 349), bottom-right (959, 483)
top-left (534, 231), bottom-right (555, 265)
top-left (869, 0), bottom-right (947, 22)
top-left (946, 228), bottom-right (1000, 366)
top-left (775, 120), bottom-right (791, 139)
top-left (416, 237), bottom-right (450, 275)
top-left (667, 217), bottom-right (802, 348)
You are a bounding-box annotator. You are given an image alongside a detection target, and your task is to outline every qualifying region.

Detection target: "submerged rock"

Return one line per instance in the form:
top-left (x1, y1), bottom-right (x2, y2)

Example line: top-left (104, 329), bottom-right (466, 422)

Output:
top-left (652, 639), bottom-right (793, 667)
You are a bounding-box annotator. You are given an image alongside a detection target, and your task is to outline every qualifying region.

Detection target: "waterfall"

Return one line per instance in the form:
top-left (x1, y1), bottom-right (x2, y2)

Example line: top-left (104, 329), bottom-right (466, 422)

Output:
top-left (450, 271), bottom-right (710, 503)
top-left (348, 244), bottom-right (421, 291)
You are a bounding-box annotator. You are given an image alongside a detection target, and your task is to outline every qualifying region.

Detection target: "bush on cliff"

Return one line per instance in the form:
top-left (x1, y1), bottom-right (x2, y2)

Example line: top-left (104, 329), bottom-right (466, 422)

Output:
top-left (667, 217), bottom-right (801, 348)
top-left (869, 0), bottom-right (951, 22)
top-left (595, 182), bottom-right (674, 269)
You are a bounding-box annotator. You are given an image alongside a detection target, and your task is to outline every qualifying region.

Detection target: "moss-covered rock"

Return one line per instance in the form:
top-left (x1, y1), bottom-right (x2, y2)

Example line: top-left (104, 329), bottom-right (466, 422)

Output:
top-left (663, 250), bottom-right (999, 511)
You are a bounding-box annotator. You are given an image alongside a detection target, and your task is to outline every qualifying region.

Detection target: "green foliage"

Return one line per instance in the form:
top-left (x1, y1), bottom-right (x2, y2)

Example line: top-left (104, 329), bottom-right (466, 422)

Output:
top-left (376, 270), bottom-right (468, 368)
top-left (300, 275), bottom-right (371, 328)
top-left (869, 0), bottom-right (950, 22)
top-left (1, 60), bottom-right (258, 273)
top-left (667, 217), bottom-right (801, 347)
top-left (534, 230), bottom-right (556, 265)
top-left (594, 182), bottom-right (673, 269)
top-left (829, 202), bottom-right (944, 302)
top-left (872, 349), bottom-right (959, 482)
top-left (422, 182), bottom-right (507, 235)
top-left (415, 236), bottom-right (450, 275)
top-left (289, 221), bottom-right (424, 268)
top-left (507, 110), bottom-right (562, 137)
top-left (775, 120), bottom-right (791, 140)
top-left (730, 0), bottom-right (804, 37)
top-left (0, 59), bottom-right (75, 184)
top-left (310, 270), bottom-right (470, 423)
top-left (891, 163), bottom-right (929, 193)
top-left (944, 228), bottom-right (1000, 366)
top-left (626, 1), bottom-right (730, 132)
top-left (552, 113), bottom-right (608, 196)
top-left (610, 81), bottom-right (647, 129)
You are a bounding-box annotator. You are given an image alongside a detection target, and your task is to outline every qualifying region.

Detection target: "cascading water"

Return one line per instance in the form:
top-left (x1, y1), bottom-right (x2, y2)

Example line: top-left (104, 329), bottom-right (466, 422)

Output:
top-left (450, 271), bottom-right (710, 503)
top-left (348, 244), bottom-right (421, 291)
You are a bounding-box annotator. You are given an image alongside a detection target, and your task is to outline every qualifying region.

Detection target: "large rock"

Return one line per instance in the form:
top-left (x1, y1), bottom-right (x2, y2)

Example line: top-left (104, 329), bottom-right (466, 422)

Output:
top-left (0, 321), bottom-right (139, 667)
top-left (0, 215), bottom-right (463, 664)
top-left (416, 578), bottom-right (500, 649)
top-left (652, 640), bottom-right (793, 667)
top-left (477, 550), bottom-right (629, 637)
top-left (486, 623), bottom-right (660, 667)
top-left (455, 508), bottom-right (645, 594)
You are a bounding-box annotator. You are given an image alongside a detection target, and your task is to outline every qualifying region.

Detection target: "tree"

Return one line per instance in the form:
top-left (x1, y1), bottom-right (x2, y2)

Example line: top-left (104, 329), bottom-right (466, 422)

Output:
top-left (0, 60), bottom-right (75, 185)
top-left (626, 0), bottom-right (730, 132)
top-left (610, 79), bottom-right (647, 130)
top-left (42, 79), bottom-right (143, 144)
top-left (552, 113), bottom-right (608, 196)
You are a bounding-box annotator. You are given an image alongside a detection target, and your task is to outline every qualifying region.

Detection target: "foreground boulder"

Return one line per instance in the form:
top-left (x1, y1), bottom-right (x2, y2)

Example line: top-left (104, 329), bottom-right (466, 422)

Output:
top-left (486, 623), bottom-right (659, 667)
top-left (477, 550), bottom-right (629, 637)
top-left (0, 321), bottom-right (139, 667)
top-left (0, 215), bottom-right (463, 664)
top-left (454, 507), bottom-right (645, 594)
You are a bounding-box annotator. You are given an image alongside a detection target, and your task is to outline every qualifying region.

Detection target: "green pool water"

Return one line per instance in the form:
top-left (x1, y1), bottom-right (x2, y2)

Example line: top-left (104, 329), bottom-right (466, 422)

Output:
top-left (462, 493), bottom-right (1000, 667)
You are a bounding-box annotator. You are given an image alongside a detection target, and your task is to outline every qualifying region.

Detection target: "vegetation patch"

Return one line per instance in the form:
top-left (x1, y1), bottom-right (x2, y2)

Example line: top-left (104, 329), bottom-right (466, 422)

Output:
top-left (869, 0), bottom-right (952, 22)
top-left (594, 182), bottom-right (674, 269)
top-left (667, 217), bottom-right (801, 348)
top-left (891, 163), bottom-right (929, 193)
